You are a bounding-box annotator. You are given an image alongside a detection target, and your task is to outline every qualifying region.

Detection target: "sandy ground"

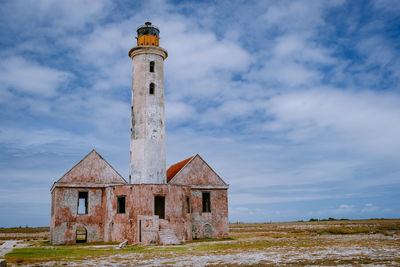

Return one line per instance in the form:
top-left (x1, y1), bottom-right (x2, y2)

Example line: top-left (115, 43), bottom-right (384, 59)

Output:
top-left (22, 234), bottom-right (400, 266)
top-left (2, 221), bottom-right (400, 266)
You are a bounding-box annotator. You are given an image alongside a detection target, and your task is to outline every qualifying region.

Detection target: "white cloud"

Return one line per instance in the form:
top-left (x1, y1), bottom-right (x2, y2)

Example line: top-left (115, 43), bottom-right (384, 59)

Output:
top-left (199, 100), bottom-right (256, 125)
top-left (361, 203), bottom-right (378, 213)
top-left (0, 57), bottom-right (72, 97)
top-left (0, 127), bottom-right (88, 150)
top-left (2, 0), bottom-right (111, 33)
top-left (261, 1), bottom-right (325, 33)
top-left (332, 204), bottom-right (356, 214)
top-left (265, 89), bottom-right (400, 157)
top-left (162, 18), bottom-right (251, 98)
top-left (166, 101), bottom-right (196, 123)
top-left (274, 34), bottom-right (336, 65)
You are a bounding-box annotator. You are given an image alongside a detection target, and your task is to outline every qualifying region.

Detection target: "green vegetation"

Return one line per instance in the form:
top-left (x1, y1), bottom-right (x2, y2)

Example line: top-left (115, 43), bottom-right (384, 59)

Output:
top-left (309, 217), bottom-right (349, 222)
top-left (5, 244), bottom-right (149, 264)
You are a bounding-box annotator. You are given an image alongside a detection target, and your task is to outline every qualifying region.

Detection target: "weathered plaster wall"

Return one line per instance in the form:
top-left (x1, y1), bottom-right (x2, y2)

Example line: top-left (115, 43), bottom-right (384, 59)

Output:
top-left (50, 167), bottom-right (228, 245)
top-left (137, 215), bottom-right (159, 244)
top-left (191, 189), bottom-right (229, 239)
top-left (51, 183), bottom-right (193, 245)
top-left (129, 184), bottom-right (192, 244)
top-left (170, 155), bottom-right (227, 187)
top-left (51, 187), bottom-right (105, 245)
top-left (168, 154), bottom-right (229, 239)
top-left (129, 46), bottom-right (168, 184)
top-left (103, 186), bottom-right (134, 243)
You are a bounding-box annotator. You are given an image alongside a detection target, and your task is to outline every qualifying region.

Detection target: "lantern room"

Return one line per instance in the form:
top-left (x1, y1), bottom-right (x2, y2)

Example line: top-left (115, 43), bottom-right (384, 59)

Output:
top-left (137, 22), bottom-right (160, 46)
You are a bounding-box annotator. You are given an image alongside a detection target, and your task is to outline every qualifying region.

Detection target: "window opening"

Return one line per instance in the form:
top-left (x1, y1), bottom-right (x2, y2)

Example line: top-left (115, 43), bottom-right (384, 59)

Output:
top-left (150, 61), bottom-right (155, 72)
top-left (202, 192), bottom-right (211, 213)
top-left (186, 197), bottom-right (190, 213)
top-left (76, 227), bottom-right (87, 243)
top-left (78, 192), bottom-right (88, 214)
top-left (154, 196), bottom-right (165, 219)
top-left (117, 196), bottom-right (126, 214)
top-left (149, 83), bottom-right (155, 95)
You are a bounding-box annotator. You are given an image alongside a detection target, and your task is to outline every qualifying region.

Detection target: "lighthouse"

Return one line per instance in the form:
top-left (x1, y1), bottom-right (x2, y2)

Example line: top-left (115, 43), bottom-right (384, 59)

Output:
top-left (50, 22), bottom-right (229, 246)
top-left (128, 22), bottom-right (168, 184)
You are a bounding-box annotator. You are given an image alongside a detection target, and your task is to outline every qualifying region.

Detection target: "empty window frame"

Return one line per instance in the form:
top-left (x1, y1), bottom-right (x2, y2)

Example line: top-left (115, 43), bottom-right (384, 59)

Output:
top-left (150, 61), bottom-right (155, 72)
top-left (149, 83), bottom-right (155, 95)
top-left (117, 196), bottom-right (126, 214)
top-left (186, 197), bottom-right (190, 213)
top-left (202, 192), bottom-right (211, 213)
top-left (78, 192), bottom-right (88, 214)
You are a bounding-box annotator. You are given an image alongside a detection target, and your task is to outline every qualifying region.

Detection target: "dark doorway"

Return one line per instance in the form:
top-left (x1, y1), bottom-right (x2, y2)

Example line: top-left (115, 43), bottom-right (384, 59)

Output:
top-left (154, 196), bottom-right (165, 219)
top-left (202, 192), bottom-right (211, 213)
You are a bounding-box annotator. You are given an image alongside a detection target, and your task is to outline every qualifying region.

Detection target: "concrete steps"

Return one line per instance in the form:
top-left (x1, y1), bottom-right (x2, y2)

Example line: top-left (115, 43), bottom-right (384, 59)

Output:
top-left (158, 219), bottom-right (180, 245)
top-left (159, 219), bottom-right (169, 229)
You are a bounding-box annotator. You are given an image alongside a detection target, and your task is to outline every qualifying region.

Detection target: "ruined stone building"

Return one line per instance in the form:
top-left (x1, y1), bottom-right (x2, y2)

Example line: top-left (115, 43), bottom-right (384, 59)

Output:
top-left (50, 22), bottom-right (229, 245)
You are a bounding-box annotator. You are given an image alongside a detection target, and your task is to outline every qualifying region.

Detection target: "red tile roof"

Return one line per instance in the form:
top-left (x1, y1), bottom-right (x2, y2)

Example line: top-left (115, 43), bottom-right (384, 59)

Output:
top-left (166, 156), bottom-right (194, 183)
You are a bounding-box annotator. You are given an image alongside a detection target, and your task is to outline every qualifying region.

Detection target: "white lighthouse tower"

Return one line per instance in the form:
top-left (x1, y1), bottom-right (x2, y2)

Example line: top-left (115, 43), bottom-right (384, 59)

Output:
top-left (128, 22), bottom-right (168, 184)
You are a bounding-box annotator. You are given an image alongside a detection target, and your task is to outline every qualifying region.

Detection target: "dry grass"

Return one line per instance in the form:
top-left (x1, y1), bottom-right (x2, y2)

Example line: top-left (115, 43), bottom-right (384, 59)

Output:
top-left (0, 227), bottom-right (50, 241)
top-left (0, 227), bottom-right (49, 234)
top-left (3, 219), bottom-right (400, 266)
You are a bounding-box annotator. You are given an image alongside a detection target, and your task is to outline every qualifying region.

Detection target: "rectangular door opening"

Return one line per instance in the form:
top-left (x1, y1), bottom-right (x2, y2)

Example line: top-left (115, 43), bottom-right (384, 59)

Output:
top-left (154, 196), bottom-right (165, 219)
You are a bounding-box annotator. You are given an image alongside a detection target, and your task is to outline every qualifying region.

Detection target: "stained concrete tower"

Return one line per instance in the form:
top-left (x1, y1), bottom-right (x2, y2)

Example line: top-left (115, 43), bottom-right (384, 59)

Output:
top-left (128, 22), bottom-right (168, 184)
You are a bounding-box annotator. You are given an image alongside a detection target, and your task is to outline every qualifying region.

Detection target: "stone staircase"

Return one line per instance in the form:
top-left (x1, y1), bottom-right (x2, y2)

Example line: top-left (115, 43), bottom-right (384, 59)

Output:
top-left (158, 219), bottom-right (180, 245)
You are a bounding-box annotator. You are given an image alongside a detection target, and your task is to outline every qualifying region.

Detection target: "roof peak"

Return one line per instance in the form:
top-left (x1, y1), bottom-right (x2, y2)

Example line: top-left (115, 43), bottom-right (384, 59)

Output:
top-left (166, 155), bottom-right (195, 183)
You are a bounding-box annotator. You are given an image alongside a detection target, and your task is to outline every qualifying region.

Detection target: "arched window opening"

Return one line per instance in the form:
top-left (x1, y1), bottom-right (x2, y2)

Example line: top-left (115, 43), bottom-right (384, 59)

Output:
top-left (150, 61), bottom-right (155, 72)
top-left (149, 83), bottom-right (155, 95)
top-left (76, 227), bottom-right (87, 243)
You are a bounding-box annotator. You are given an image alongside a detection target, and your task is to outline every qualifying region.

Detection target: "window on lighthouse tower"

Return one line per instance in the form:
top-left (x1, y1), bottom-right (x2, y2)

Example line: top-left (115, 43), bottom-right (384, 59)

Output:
top-left (150, 61), bottom-right (155, 72)
top-left (149, 83), bottom-right (155, 95)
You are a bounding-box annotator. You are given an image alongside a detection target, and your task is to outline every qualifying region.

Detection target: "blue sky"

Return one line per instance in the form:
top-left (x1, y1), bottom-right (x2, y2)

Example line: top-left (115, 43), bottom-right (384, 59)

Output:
top-left (0, 0), bottom-right (399, 227)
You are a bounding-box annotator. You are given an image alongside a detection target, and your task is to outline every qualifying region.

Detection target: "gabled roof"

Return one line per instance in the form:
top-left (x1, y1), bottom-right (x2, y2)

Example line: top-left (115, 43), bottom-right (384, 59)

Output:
top-left (167, 154), bottom-right (228, 188)
top-left (166, 156), bottom-right (194, 183)
top-left (54, 149), bottom-right (127, 185)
